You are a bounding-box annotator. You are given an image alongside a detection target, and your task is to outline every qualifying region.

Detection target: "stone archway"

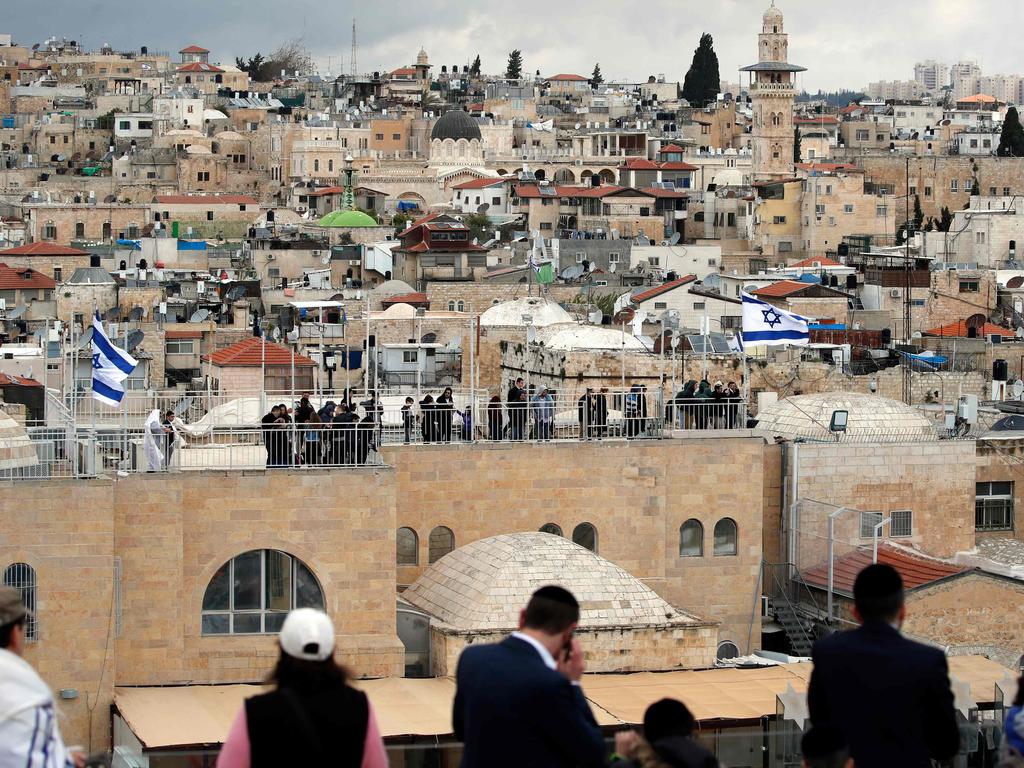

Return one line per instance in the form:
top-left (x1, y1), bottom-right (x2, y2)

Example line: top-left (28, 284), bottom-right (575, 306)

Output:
top-left (598, 168), bottom-right (617, 184)
top-left (553, 168), bottom-right (576, 183)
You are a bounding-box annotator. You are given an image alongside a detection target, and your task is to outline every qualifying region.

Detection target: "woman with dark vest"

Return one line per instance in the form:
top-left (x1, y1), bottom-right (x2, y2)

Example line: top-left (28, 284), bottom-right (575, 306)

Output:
top-left (216, 608), bottom-right (388, 768)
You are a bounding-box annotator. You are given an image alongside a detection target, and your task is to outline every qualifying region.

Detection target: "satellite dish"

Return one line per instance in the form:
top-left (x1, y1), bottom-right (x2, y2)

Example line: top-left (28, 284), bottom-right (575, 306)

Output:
top-left (76, 327), bottom-right (95, 349)
top-left (271, 326), bottom-right (281, 341)
top-left (126, 330), bottom-right (145, 352)
top-left (7, 305), bottom-right (27, 319)
top-left (609, 262), bottom-right (617, 273)
top-left (1014, 380), bottom-right (1024, 399)
top-left (171, 396), bottom-right (193, 417)
top-left (669, 232), bottom-right (681, 246)
top-left (421, 332), bottom-right (437, 344)
top-left (588, 261), bottom-right (596, 272)
top-left (321, 255), bottom-right (331, 265)
top-left (129, 307), bottom-right (144, 321)
top-left (477, 203), bottom-right (490, 213)
top-left (286, 328), bottom-right (299, 342)
top-left (189, 308), bottom-right (211, 323)
top-left (103, 306), bottom-right (120, 321)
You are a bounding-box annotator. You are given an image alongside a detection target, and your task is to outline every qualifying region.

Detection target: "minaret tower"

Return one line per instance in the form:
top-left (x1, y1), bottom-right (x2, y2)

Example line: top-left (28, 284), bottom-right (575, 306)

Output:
top-left (741, 3), bottom-right (806, 180)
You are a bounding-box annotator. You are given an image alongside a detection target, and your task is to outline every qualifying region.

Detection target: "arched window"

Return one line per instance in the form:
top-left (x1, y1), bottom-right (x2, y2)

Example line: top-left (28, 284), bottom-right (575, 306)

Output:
top-left (713, 518), bottom-right (738, 556)
top-left (313, 158), bottom-right (319, 173)
top-left (771, 113), bottom-right (781, 128)
top-left (3, 563), bottom-right (36, 641)
top-left (428, 526), bottom-right (455, 563)
top-left (397, 527), bottom-right (419, 566)
top-left (457, 301), bottom-right (465, 312)
top-left (679, 519), bottom-right (704, 557)
top-left (539, 523), bottom-right (563, 536)
top-left (201, 549), bottom-right (324, 635)
top-left (717, 640), bottom-right (740, 660)
top-left (448, 301), bottom-right (456, 311)
top-left (572, 522), bottom-right (597, 553)
top-left (328, 159), bottom-right (334, 173)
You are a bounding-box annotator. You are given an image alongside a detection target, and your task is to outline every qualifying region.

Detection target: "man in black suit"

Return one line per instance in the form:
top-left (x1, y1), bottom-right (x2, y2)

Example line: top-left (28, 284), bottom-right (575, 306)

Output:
top-left (808, 563), bottom-right (960, 768)
top-left (453, 586), bottom-right (606, 768)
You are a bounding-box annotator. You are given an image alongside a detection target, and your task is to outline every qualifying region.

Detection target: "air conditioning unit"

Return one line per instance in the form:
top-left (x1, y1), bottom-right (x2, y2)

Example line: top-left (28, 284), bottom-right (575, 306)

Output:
top-left (889, 288), bottom-right (901, 298)
top-left (312, 250), bottom-right (321, 256)
top-left (349, 259), bottom-right (360, 266)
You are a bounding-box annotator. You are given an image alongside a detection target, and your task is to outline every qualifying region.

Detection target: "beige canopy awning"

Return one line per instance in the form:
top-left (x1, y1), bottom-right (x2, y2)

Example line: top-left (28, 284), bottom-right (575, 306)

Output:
top-left (114, 656), bottom-right (1014, 750)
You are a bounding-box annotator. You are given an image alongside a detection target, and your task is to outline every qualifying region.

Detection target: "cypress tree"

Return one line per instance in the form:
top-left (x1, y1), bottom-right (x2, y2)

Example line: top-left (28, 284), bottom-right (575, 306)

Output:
top-left (793, 127), bottom-right (802, 163)
top-left (591, 63), bottom-right (604, 88)
top-left (470, 55), bottom-right (481, 77)
top-left (998, 107), bottom-right (1024, 157)
top-left (912, 195), bottom-right (924, 232)
top-left (682, 33), bottom-right (720, 107)
top-left (505, 50), bottom-right (523, 80)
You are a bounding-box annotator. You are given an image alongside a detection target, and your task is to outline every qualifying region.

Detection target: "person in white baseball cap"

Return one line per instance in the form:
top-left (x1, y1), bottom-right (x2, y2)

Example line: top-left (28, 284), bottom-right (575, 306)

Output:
top-left (217, 608), bottom-right (387, 768)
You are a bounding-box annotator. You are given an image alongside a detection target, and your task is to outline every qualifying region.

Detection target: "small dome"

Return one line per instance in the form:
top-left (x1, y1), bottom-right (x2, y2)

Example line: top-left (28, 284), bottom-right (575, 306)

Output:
top-left (431, 110), bottom-right (482, 142)
top-left (755, 392), bottom-right (936, 442)
top-left (712, 168), bottom-right (745, 188)
top-left (763, 2), bottom-right (784, 23)
top-left (480, 297), bottom-right (572, 328)
top-left (0, 408), bottom-right (39, 473)
top-left (540, 324), bottom-right (646, 351)
top-left (317, 209), bottom-right (380, 228)
top-left (403, 533), bottom-right (694, 630)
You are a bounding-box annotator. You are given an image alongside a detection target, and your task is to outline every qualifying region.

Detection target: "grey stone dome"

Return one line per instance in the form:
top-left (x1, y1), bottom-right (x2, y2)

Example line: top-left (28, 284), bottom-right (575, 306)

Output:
top-left (755, 392), bottom-right (937, 442)
top-left (431, 110), bottom-right (482, 142)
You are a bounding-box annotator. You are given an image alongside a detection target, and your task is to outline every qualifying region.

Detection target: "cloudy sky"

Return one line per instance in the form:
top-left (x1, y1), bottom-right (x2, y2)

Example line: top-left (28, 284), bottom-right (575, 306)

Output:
top-left (3, 1), bottom-right (1016, 91)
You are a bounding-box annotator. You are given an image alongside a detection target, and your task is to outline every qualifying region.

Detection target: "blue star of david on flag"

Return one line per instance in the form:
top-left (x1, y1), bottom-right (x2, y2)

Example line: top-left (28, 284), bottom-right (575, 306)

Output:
top-left (740, 292), bottom-right (810, 348)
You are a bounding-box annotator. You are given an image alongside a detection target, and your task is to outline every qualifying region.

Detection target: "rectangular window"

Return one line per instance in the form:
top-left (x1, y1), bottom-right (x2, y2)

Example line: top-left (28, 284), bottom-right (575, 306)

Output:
top-left (608, 252), bottom-right (620, 264)
top-left (392, 133), bottom-right (401, 140)
top-left (860, 511), bottom-right (884, 539)
top-left (976, 481), bottom-right (1014, 531)
top-left (891, 510), bottom-right (912, 538)
top-left (53, 267), bottom-right (62, 283)
top-left (375, 133), bottom-right (384, 140)
top-left (1004, 187), bottom-right (1012, 196)
top-left (975, 232), bottom-right (986, 244)
top-left (815, 204), bottom-right (826, 216)
top-left (648, 256), bottom-right (660, 266)
top-left (844, 204), bottom-right (854, 213)
top-left (654, 302), bottom-right (668, 310)
top-left (990, 187), bottom-right (998, 196)
top-left (773, 215), bottom-right (787, 225)
top-left (829, 216), bottom-right (836, 226)
top-left (165, 340), bottom-right (195, 354)
top-left (402, 350), bottom-right (418, 363)
top-left (539, 222), bottom-right (552, 230)
top-left (909, 185), bottom-right (917, 196)
top-left (206, 211), bottom-right (214, 221)
top-left (924, 186), bottom-right (932, 197)
top-left (960, 280), bottom-right (980, 292)
top-left (876, 206), bottom-right (888, 217)
top-left (950, 180), bottom-right (959, 192)
top-left (75, 222), bottom-right (85, 238)
top-left (856, 130), bottom-right (869, 141)
top-left (492, 197), bottom-right (501, 206)
top-left (693, 302), bottom-right (706, 310)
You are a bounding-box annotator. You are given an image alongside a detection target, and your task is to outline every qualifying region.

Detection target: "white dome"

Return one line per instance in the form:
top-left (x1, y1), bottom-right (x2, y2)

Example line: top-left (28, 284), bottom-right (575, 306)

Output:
top-left (369, 279), bottom-right (416, 300)
top-left (479, 297), bottom-right (572, 328)
top-left (539, 324), bottom-right (646, 351)
top-left (0, 408), bottom-right (39, 472)
top-left (755, 392), bottom-right (936, 442)
top-left (403, 533), bottom-right (697, 631)
top-left (185, 144), bottom-right (212, 155)
top-left (378, 302), bottom-right (417, 319)
top-left (712, 169), bottom-right (745, 188)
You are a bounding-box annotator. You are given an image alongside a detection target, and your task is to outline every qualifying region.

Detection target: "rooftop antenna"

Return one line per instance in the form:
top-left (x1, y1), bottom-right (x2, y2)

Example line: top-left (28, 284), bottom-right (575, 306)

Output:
top-left (349, 18), bottom-right (358, 78)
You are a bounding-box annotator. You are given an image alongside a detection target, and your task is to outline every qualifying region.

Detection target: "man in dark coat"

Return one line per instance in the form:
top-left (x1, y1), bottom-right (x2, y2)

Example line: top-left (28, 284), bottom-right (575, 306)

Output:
top-left (808, 564), bottom-right (959, 768)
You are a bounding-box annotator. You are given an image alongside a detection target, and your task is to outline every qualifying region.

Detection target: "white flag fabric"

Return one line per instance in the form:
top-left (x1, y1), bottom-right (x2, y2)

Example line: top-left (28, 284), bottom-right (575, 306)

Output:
top-left (740, 292), bottom-right (810, 347)
top-left (90, 312), bottom-right (138, 407)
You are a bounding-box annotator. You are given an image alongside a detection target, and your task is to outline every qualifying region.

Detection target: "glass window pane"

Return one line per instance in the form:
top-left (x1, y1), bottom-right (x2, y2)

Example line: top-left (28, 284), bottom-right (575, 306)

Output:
top-left (680, 521), bottom-right (703, 557)
top-left (572, 523), bottom-right (597, 553)
top-left (295, 561), bottom-right (324, 610)
top-left (202, 614), bottom-right (229, 635)
top-left (429, 527), bottom-right (455, 563)
top-left (714, 519), bottom-right (737, 556)
top-left (233, 551), bottom-right (261, 610)
top-left (539, 523), bottom-right (562, 537)
top-left (202, 562), bottom-right (230, 611)
top-left (265, 550), bottom-right (293, 612)
top-left (397, 528), bottom-right (419, 566)
top-left (232, 613), bottom-right (262, 634)
top-left (264, 612), bottom-right (288, 633)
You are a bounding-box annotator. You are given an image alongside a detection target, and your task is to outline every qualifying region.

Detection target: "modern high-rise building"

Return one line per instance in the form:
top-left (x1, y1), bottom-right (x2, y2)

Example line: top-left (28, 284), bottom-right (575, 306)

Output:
top-left (741, 2), bottom-right (806, 180)
top-left (952, 60), bottom-right (983, 100)
top-left (913, 60), bottom-right (949, 93)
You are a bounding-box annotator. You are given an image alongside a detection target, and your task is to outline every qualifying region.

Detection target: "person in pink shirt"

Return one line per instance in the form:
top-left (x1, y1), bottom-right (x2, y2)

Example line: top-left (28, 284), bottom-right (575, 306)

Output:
top-left (217, 608), bottom-right (388, 768)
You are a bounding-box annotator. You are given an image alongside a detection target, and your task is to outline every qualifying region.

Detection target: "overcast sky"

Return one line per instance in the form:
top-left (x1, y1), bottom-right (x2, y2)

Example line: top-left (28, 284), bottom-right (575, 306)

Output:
top-left (3, 1), bottom-right (1017, 91)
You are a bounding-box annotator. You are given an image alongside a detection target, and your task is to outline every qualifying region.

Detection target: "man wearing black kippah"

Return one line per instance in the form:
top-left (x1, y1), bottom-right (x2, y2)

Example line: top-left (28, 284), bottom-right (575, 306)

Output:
top-left (452, 585), bottom-right (606, 768)
top-left (807, 563), bottom-right (959, 768)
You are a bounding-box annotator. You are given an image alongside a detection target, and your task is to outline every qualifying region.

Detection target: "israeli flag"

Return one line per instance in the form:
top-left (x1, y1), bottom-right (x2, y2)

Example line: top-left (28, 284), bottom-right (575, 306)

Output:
top-left (91, 312), bottom-right (138, 407)
top-left (740, 292), bottom-right (810, 347)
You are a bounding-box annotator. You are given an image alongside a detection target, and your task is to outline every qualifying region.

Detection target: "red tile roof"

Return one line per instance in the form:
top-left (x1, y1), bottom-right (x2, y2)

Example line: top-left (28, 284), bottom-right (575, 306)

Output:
top-left (960, 94), bottom-right (998, 103)
top-left (752, 280), bottom-right (814, 298)
top-left (0, 263), bottom-right (56, 290)
top-left (164, 328), bottom-right (203, 340)
top-left (0, 373), bottom-right (43, 387)
top-left (622, 158), bottom-right (660, 170)
top-left (381, 292), bottom-right (429, 306)
top-left (791, 256), bottom-right (844, 268)
top-left (179, 45), bottom-right (210, 54)
top-left (0, 242), bottom-right (88, 257)
top-left (802, 544), bottom-right (964, 595)
top-left (839, 104), bottom-right (864, 115)
top-left (513, 183), bottom-right (629, 199)
top-left (923, 320), bottom-right (1014, 338)
top-left (176, 62), bottom-right (224, 73)
top-left (631, 276), bottom-right (698, 304)
top-left (547, 73), bottom-right (589, 81)
top-left (391, 67), bottom-right (417, 77)
top-left (638, 187), bottom-right (689, 199)
top-left (795, 162), bottom-right (861, 173)
top-left (795, 115), bottom-right (839, 125)
top-left (155, 194), bottom-right (258, 206)
top-left (660, 161), bottom-right (698, 171)
top-left (202, 337), bottom-right (315, 367)
top-left (658, 144), bottom-right (685, 153)
top-left (453, 177), bottom-right (504, 190)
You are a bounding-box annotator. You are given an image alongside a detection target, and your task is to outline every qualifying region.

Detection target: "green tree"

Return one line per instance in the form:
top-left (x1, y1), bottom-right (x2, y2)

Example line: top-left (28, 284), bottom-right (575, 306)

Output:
top-left (505, 49), bottom-right (523, 80)
top-left (912, 194), bottom-right (924, 232)
top-left (793, 127), bottom-right (802, 163)
top-left (971, 177), bottom-right (981, 196)
top-left (938, 207), bottom-right (954, 232)
top-left (469, 55), bottom-right (481, 77)
top-left (391, 212), bottom-right (413, 231)
top-left (998, 107), bottom-right (1024, 157)
top-left (681, 33), bottom-right (721, 107)
top-left (464, 212), bottom-right (491, 242)
top-left (591, 63), bottom-right (604, 88)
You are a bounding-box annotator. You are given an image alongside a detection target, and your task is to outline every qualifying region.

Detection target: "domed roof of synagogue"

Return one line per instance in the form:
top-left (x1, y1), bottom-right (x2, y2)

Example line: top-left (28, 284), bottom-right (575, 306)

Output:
top-left (402, 532), bottom-right (698, 630)
top-left (754, 392), bottom-right (936, 442)
top-left (431, 109), bottom-right (482, 142)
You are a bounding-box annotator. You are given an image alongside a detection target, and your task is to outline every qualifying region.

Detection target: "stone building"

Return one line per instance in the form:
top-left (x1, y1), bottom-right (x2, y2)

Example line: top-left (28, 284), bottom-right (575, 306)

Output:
top-left (429, 110), bottom-right (485, 167)
top-left (403, 532), bottom-right (717, 676)
top-left (741, 3), bottom-right (805, 180)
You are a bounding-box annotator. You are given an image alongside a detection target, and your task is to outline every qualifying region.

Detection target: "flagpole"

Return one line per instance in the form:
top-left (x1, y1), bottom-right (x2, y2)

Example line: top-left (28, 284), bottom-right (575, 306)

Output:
top-left (91, 308), bottom-right (97, 476)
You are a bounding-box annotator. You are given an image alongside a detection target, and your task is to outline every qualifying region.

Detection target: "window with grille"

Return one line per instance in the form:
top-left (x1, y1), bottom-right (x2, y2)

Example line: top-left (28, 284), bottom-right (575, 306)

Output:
top-left (976, 481), bottom-right (1014, 531)
top-left (2, 563), bottom-right (37, 641)
top-left (860, 511), bottom-right (884, 539)
top-left (891, 510), bottom-right (912, 538)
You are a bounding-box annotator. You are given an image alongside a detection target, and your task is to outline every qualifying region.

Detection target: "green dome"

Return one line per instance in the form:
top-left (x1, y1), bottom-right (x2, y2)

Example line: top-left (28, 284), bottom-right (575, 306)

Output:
top-left (317, 209), bottom-right (380, 228)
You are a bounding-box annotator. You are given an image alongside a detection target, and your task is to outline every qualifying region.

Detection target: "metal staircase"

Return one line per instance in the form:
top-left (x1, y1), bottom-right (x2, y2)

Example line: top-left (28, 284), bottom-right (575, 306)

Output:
top-left (764, 562), bottom-right (819, 657)
top-left (773, 599), bottom-right (815, 656)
